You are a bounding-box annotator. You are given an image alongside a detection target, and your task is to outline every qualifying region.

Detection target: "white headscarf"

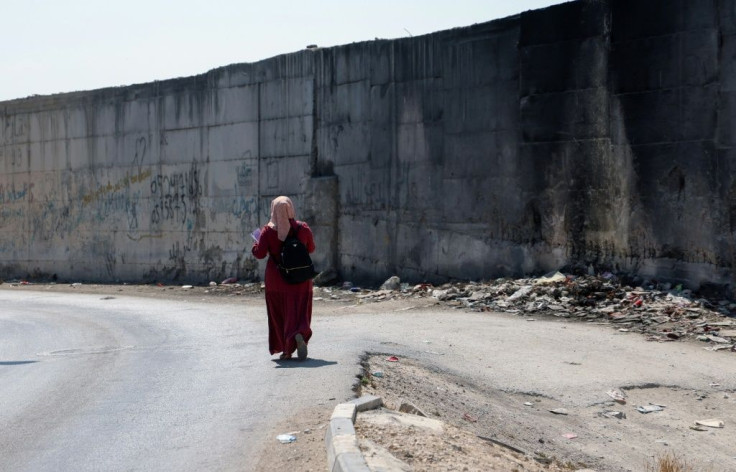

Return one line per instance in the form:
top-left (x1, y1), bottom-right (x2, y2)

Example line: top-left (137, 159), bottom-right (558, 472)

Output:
top-left (267, 196), bottom-right (296, 241)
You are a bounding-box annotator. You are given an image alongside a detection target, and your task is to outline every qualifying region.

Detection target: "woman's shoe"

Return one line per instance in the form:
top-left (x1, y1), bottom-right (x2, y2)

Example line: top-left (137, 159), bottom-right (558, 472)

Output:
top-left (295, 334), bottom-right (308, 361)
top-left (279, 352), bottom-right (292, 360)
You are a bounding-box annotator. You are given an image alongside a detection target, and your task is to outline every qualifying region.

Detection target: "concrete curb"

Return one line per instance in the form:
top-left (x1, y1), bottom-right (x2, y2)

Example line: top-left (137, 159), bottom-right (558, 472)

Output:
top-left (325, 395), bottom-right (383, 472)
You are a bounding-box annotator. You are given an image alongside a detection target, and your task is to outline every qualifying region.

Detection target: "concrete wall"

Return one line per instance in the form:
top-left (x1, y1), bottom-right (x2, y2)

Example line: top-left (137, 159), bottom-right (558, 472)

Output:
top-left (0, 55), bottom-right (321, 282)
top-left (314, 19), bottom-right (525, 283)
top-left (2, 0), bottom-right (736, 291)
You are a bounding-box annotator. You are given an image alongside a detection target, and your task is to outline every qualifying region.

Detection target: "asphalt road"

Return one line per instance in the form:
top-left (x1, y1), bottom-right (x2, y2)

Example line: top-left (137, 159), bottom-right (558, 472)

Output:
top-left (0, 290), bottom-right (356, 472)
top-left (2, 289), bottom-right (735, 471)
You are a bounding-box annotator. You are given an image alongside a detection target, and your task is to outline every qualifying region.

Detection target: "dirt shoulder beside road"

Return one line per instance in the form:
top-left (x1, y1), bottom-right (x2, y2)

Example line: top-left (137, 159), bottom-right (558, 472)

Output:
top-left (355, 354), bottom-right (734, 472)
top-left (3, 279), bottom-right (735, 471)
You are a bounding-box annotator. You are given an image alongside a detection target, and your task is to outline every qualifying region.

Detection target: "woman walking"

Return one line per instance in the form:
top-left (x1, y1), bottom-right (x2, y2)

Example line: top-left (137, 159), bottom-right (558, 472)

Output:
top-left (251, 196), bottom-right (315, 360)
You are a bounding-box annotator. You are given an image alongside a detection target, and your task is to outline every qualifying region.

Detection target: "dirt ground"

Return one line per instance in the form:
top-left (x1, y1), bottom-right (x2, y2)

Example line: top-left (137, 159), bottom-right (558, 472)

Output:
top-left (3, 280), bottom-right (734, 471)
top-left (355, 355), bottom-right (734, 472)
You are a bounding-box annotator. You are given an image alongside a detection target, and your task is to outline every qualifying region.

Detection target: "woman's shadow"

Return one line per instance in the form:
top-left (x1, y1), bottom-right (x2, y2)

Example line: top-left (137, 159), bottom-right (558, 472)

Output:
top-left (272, 358), bottom-right (337, 369)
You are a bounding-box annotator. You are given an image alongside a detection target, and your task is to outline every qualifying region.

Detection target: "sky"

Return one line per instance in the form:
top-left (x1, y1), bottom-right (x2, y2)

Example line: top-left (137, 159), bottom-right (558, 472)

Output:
top-left (1, 0), bottom-right (568, 102)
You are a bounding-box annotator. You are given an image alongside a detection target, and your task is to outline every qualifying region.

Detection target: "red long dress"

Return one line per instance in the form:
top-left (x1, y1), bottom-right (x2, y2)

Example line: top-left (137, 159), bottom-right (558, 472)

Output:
top-left (251, 219), bottom-right (315, 356)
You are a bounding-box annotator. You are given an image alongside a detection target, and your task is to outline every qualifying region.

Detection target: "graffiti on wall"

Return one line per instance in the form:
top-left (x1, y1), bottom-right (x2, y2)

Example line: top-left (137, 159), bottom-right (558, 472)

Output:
top-left (96, 191), bottom-right (142, 231)
top-left (133, 137), bottom-right (147, 174)
top-left (209, 195), bottom-right (259, 222)
top-left (82, 136), bottom-right (151, 206)
top-left (0, 207), bottom-right (24, 220)
top-left (236, 163), bottom-right (254, 188)
top-left (0, 182), bottom-right (34, 205)
top-left (150, 161), bottom-right (202, 226)
top-left (3, 115), bottom-right (28, 142)
top-left (345, 174), bottom-right (388, 209)
top-left (0, 146), bottom-right (24, 168)
top-left (81, 170), bottom-right (152, 206)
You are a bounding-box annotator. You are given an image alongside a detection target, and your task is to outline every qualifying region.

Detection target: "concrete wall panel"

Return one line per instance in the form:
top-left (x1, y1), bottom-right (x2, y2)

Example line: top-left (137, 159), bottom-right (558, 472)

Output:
top-left (207, 122), bottom-right (258, 163)
top-left (718, 92), bottom-right (736, 146)
top-left (721, 0), bottom-right (736, 35)
top-left (259, 155), bottom-right (309, 197)
top-left (163, 91), bottom-right (212, 130)
top-left (611, 0), bottom-right (682, 41)
top-left (28, 111), bottom-right (66, 142)
top-left (317, 123), bottom-right (370, 167)
top-left (259, 116), bottom-right (312, 158)
top-left (521, 37), bottom-right (608, 95)
top-left (28, 139), bottom-right (66, 173)
top-left (261, 78), bottom-right (312, 120)
top-left (211, 86), bottom-right (258, 125)
top-left (159, 128), bottom-right (205, 165)
top-left (121, 99), bottom-right (155, 134)
top-left (722, 34), bottom-right (736, 92)
top-left (2, 144), bottom-right (28, 174)
top-left (64, 108), bottom-right (90, 139)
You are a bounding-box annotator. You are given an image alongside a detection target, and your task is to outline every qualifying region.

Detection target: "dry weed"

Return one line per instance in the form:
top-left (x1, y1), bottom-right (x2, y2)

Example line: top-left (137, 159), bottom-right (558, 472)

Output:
top-left (645, 452), bottom-right (705, 472)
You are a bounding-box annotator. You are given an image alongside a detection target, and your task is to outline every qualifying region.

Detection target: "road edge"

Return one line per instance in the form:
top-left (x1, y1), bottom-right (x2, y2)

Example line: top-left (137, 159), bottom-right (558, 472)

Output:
top-left (325, 395), bottom-right (383, 472)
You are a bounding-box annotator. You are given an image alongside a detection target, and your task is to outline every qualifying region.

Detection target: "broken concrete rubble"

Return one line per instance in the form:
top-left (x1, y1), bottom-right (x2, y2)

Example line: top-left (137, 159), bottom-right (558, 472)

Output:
top-left (340, 274), bottom-right (736, 353)
top-left (380, 276), bottom-right (401, 291)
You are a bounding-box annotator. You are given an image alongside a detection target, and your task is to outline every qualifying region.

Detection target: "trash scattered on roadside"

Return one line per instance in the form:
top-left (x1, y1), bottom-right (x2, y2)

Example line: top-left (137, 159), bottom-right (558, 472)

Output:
top-left (534, 272), bottom-right (566, 285)
top-left (372, 371), bottom-right (384, 378)
top-left (380, 276), bottom-right (401, 291)
top-left (563, 433), bottom-right (578, 439)
top-left (695, 419), bottom-right (724, 428)
top-left (524, 402), bottom-right (534, 406)
top-left (607, 389), bottom-right (627, 404)
top-left (637, 405), bottom-right (664, 414)
top-left (690, 425), bottom-right (709, 431)
top-left (399, 402), bottom-right (427, 417)
top-left (462, 413), bottom-right (478, 422)
top-left (350, 287), bottom-right (361, 293)
top-left (181, 285), bottom-right (193, 290)
top-left (386, 356), bottom-right (399, 362)
top-left (549, 408), bottom-right (569, 415)
top-left (313, 271), bottom-right (736, 354)
top-left (704, 344), bottom-right (733, 352)
top-left (508, 286), bottom-right (533, 301)
top-left (221, 277), bottom-right (237, 284)
top-left (71, 282), bottom-right (82, 287)
top-left (603, 411), bottom-right (626, 419)
top-left (209, 281), bottom-right (217, 286)
top-left (277, 434), bottom-right (296, 443)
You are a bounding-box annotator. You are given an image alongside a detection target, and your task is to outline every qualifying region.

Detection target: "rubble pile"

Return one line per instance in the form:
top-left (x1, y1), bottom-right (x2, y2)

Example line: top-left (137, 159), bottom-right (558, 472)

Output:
top-left (202, 281), bottom-right (263, 297)
top-left (334, 272), bottom-right (736, 352)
